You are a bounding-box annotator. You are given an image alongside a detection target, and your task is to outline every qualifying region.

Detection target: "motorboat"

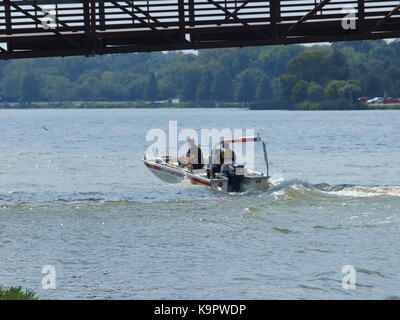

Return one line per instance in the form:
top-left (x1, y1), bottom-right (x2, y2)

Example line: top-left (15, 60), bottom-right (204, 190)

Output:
top-left (143, 135), bottom-right (271, 192)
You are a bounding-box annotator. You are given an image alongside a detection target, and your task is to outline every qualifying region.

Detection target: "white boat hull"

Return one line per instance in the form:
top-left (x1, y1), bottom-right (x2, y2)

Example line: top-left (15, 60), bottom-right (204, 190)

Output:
top-left (144, 158), bottom-right (270, 193)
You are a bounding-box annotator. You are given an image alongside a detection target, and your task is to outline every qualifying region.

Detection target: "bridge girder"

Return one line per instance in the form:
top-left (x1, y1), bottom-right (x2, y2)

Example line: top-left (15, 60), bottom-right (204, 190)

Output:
top-left (1, 0), bottom-right (400, 59)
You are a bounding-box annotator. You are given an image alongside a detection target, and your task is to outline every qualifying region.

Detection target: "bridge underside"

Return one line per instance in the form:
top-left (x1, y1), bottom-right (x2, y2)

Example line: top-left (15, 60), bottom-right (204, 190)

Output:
top-left (1, 0), bottom-right (400, 60)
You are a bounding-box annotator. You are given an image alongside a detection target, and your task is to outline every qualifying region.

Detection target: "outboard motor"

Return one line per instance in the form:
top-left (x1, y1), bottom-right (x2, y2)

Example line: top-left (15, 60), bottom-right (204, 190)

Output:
top-left (222, 164), bottom-right (245, 192)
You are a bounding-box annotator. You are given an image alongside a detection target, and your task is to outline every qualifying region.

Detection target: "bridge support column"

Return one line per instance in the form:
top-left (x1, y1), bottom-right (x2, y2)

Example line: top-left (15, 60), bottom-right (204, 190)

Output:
top-left (270, 0), bottom-right (281, 25)
top-left (83, 0), bottom-right (97, 55)
top-left (99, 0), bottom-right (106, 31)
top-left (90, 0), bottom-right (96, 34)
top-left (270, 0), bottom-right (281, 40)
top-left (90, 0), bottom-right (99, 54)
top-left (188, 0), bottom-right (195, 27)
top-left (358, 0), bottom-right (365, 29)
top-left (178, 0), bottom-right (186, 43)
top-left (83, 1), bottom-right (90, 53)
top-left (5, 0), bottom-right (12, 35)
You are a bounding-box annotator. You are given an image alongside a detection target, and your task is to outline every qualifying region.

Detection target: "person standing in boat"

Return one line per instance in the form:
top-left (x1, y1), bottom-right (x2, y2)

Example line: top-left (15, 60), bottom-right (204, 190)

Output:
top-left (178, 137), bottom-right (204, 172)
top-left (209, 141), bottom-right (236, 179)
top-left (220, 141), bottom-right (236, 166)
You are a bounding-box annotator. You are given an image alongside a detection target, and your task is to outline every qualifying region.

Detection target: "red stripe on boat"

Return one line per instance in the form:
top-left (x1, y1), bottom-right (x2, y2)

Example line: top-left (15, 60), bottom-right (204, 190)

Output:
top-left (145, 162), bottom-right (211, 186)
top-left (221, 137), bottom-right (258, 143)
top-left (144, 162), bottom-right (185, 178)
top-left (190, 177), bottom-right (212, 186)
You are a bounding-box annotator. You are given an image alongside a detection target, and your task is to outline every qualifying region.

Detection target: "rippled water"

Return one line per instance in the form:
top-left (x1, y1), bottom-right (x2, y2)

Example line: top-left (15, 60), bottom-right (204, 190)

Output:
top-left (1, 109), bottom-right (400, 299)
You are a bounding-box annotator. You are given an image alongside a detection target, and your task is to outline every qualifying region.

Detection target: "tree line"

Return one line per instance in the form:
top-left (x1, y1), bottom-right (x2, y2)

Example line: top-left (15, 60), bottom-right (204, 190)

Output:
top-left (0, 40), bottom-right (399, 109)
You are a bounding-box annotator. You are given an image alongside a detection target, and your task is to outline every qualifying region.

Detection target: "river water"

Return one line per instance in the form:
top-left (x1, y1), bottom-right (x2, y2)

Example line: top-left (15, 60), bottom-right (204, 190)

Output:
top-left (1, 108), bottom-right (399, 299)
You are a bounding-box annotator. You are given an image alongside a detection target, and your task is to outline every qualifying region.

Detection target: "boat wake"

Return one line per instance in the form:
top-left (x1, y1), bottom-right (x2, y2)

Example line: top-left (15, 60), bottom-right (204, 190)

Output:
top-left (264, 178), bottom-right (400, 199)
top-left (1, 179), bottom-right (399, 205)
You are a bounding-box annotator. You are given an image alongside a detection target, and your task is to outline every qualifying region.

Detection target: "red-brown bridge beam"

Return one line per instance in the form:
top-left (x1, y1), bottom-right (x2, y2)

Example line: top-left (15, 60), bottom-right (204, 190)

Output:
top-left (1, 1), bottom-right (400, 60)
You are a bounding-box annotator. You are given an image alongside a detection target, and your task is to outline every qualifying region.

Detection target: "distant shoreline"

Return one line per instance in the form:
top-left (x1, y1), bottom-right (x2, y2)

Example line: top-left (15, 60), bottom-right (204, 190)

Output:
top-left (0, 101), bottom-right (244, 109)
top-left (1, 101), bottom-right (399, 110)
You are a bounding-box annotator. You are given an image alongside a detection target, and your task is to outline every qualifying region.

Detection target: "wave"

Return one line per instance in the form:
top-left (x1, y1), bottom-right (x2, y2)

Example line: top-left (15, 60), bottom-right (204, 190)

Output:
top-left (266, 178), bottom-right (400, 199)
top-left (321, 185), bottom-right (400, 197)
top-left (0, 186), bottom-right (210, 205)
top-left (1, 179), bottom-right (399, 205)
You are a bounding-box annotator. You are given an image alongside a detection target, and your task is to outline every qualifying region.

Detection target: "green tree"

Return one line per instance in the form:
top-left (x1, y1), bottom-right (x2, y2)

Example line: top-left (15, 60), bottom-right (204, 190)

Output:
top-left (307, 82), bottom-right (325, 102)
top-left (325, 80), bottom-right (348, 100)
top-left (1, 39), bottom-right (400, 108)
top-left (364, 74), bottom-right (382, 97)
top-left (73, 83), bottom-right (95, 101)
top-left (259, 45), bottom-right (305, 78)
top-left (326, 50), bottom-right (350, 80)
top-left (196, 70), bottom-right (212, 101)
top-left (325, 80), bottom-right (361, 102)
top-left (126, 75), bottom-right (146, 100)
top-left (279, 74), bottom-right (298, 101)
top-left (291, 80), bottom-right (310, 103)
top-left (144, 73), bottom-right (160, 101)
top-left (255, 74), bottom-right (273, 100)
top-left (180, 67), bottom-right (201, 101)
top-left (234, 69), bottom-right (262, 102)
top-left (43, 76), bottom-right (73, 101)
top-left (382, 66), bottom-right (400, 96)
top-left (287, 50), bottom-right (329, 83)
top-left (338, 83), bottom-right (362, 101)
top-left (19, 73), bottom-right (42, 104)
top-left (0, 70), bottom-right (20, 101)
top-left (210, 68), bottom-right (233, 101)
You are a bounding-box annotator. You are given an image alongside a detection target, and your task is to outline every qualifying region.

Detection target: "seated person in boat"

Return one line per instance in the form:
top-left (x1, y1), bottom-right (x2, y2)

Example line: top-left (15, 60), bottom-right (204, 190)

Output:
top-left (178, 137), bottom-right (204, 172)
top-left (209, 142), bottom-right (236, 179)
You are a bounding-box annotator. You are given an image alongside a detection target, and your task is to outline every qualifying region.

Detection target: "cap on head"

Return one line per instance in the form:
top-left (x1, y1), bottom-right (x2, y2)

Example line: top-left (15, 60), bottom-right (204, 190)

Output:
top-left (187, 137), bottom-right (195, 144)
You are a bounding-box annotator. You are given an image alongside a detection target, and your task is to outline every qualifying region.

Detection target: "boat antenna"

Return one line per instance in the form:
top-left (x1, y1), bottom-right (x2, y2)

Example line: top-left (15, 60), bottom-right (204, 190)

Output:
top-left (259, 134), bottom-right (270, 177)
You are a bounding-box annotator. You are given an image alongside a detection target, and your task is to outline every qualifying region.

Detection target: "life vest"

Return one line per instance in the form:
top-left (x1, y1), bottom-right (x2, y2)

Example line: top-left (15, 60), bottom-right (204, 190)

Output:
top-left (220, 148), bottom-right (235, 164)
top-left (187, 145), bottom-right (203, 165)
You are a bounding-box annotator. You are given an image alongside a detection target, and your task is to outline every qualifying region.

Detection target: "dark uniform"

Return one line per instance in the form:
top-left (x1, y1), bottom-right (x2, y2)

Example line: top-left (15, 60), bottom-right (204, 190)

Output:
top-left (187, 145), bottom-right (204, 169)
top-left (210, 147), bottom-right (236, 177)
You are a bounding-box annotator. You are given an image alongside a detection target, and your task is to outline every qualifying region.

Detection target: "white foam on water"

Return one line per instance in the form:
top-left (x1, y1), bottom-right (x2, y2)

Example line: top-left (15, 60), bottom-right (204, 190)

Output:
top-left (266, 176), bottom-right (400, 199)
top-left (323, 186), bottom-right (400, 198)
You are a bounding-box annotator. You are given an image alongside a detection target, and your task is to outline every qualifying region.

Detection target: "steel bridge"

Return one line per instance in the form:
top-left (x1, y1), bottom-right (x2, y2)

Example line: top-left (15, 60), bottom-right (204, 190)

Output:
top-left (1, 0), bottom-right (400, 60)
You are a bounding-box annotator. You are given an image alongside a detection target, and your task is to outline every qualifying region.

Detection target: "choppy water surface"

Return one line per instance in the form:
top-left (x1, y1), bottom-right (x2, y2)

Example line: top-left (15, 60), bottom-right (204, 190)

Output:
top-left (1, 109), bottom-right (400, 299)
